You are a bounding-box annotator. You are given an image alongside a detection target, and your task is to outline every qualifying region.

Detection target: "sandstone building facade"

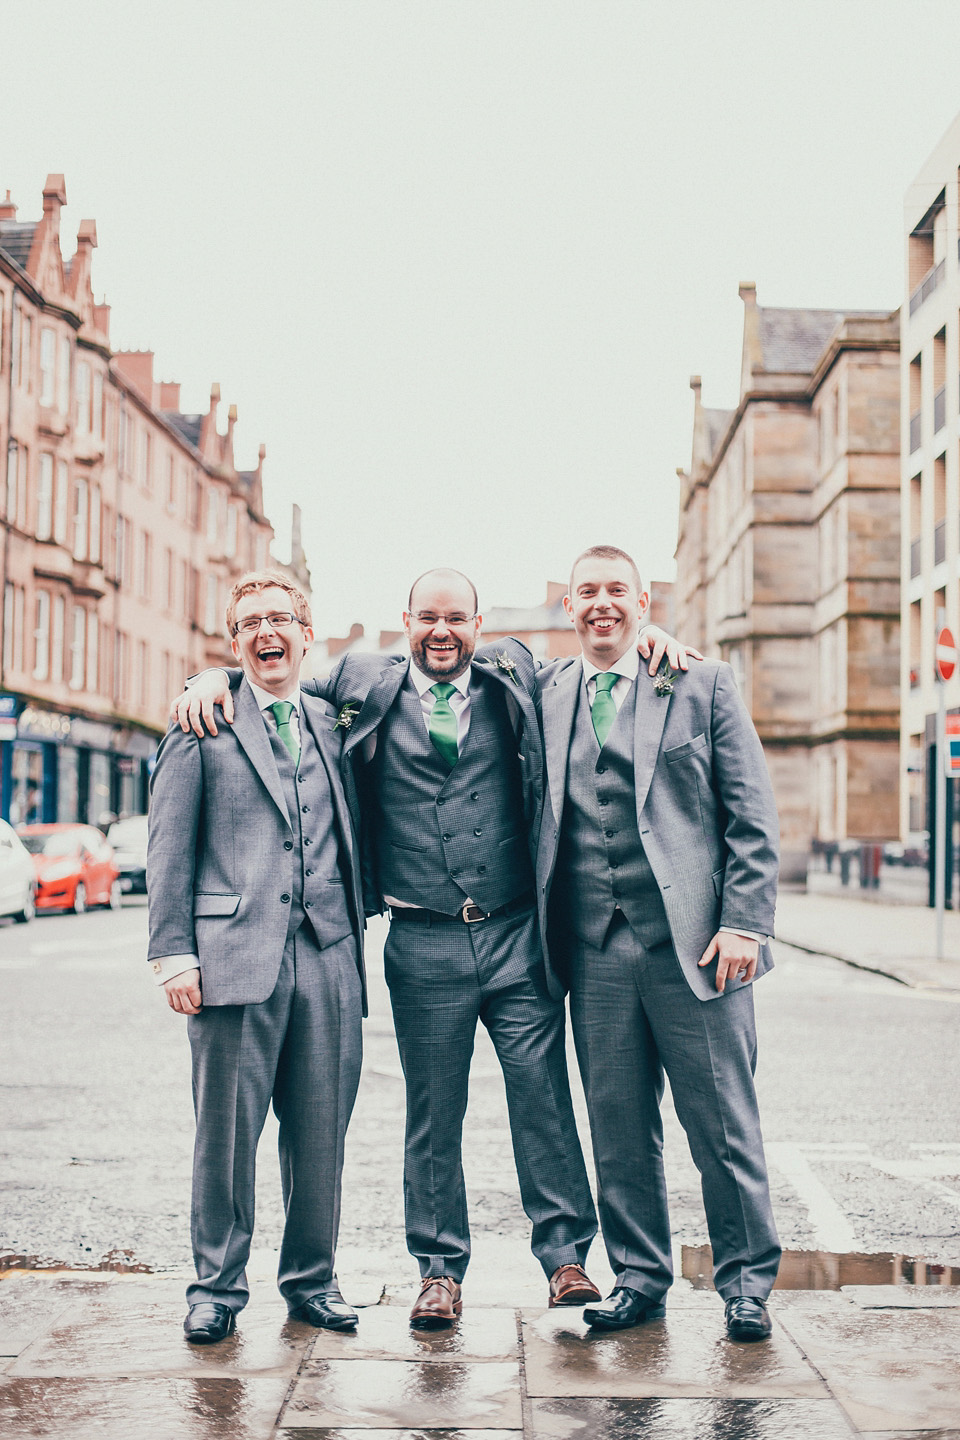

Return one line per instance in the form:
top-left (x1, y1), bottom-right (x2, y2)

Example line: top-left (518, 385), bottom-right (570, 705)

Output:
top-left (675, 285), bottom-right (900, 882)
top-left (0, 176), bottom-right (302, 826)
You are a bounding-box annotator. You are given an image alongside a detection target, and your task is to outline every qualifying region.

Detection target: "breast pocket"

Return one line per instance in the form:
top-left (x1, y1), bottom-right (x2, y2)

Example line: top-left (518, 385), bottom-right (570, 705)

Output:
top-left (665, 732), bottom-right (708, 764)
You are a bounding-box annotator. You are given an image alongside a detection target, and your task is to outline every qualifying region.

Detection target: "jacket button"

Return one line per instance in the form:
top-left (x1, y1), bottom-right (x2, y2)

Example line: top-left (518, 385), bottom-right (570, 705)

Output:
top-left (298, 775), bottom-right (305, 784)
top-left (304, 837), bottom-right (312, 846)
top-left (474, 828), bottom-right (482, 836)
top-left (610, 861), bottom-right (619, 870)
top-left (306, 869), bottom-right (313, 877)
top-left (605, 829), bottom-right (615, 838)
top-left (470, 792), bottom-right (479, 800)
top-left (302, 805), bottom-right (310, 813)
top-left (442, 833), bottom-right (452, 841)
top-left (284, 841), bottom-right (293, 851)
top-left (437, 797), bottom-right (446, 806)
top-left (450, 869), bottom-right (460, 878)
top-left (280, 893), bottom-right (291, 903)
top-left (599, 798), bottom-right (608, 806)
top-left (305, 900), bottom-right (312, 908)
top-left (597, 766), bottom-right (607, 774)
top-left (478, 865), bottom-right (486, 874)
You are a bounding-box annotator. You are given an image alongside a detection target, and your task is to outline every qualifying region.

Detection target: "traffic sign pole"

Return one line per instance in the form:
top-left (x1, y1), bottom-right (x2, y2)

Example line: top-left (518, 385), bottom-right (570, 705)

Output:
top-left (936, 678), bottom-right (946, 961)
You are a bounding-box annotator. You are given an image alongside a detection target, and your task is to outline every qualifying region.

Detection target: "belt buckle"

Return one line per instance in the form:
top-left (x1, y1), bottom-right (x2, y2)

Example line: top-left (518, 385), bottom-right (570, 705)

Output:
top-left (461, 902), bottom-right (486, 924)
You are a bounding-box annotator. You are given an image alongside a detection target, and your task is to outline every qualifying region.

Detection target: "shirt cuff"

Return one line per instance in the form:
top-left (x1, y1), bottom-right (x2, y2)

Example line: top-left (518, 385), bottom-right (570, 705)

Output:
top-left (150, 954), bottom-right (199, 985)
top-left (719, 927), bottom-right (767, 945)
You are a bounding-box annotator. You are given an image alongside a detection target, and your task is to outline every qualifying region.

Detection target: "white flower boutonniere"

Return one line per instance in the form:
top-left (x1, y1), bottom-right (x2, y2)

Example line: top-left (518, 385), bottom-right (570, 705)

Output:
top-left (334, 700), bottom-right (362, 731)
top-left (495, 652), bottom-right (520, 685)
top-left (653, 666), bottom-right (678, 698)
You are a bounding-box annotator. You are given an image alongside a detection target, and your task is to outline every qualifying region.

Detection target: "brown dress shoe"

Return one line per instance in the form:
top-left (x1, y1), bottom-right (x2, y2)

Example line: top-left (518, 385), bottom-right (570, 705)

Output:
top-left (410, 1275), bottom-right (462, 1329)
top-left (549, 1263), bottom-right (602, 1307)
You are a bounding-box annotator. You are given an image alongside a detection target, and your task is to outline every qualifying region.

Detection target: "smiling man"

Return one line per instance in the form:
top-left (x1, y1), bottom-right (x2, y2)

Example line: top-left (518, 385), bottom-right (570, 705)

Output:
top-left (147, 571), bottom-right (366, 1343)
top-left (535, 545), bottom-right (782, 1343)
top-left (172, 566), bottom-right (695, 1327)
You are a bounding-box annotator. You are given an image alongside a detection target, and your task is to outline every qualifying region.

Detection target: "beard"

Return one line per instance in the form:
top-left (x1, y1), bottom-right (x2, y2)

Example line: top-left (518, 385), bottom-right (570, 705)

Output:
top-left (410, 633), bottom-right (474, 680)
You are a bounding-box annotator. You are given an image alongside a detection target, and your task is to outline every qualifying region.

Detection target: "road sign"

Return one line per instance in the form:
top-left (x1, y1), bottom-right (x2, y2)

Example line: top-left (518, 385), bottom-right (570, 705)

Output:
top-left (936, 627), bottom-right (957, 682)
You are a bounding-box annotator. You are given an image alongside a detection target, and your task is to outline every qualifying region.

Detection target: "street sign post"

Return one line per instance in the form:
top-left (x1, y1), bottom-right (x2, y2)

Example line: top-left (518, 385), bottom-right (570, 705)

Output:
top-left (934, 628), bottom-right (956, 961)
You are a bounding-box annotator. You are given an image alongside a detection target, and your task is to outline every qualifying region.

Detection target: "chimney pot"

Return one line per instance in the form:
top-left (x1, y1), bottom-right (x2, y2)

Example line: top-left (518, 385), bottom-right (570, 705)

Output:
top-left (738, 281), bottom-right (757, 303)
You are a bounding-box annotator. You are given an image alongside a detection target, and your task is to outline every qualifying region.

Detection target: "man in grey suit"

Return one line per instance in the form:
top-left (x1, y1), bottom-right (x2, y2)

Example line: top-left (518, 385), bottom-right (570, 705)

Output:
top-left (148, 571), bottom-right (366, 1343)
top-left (536, 544), bottom-right (781, 1342)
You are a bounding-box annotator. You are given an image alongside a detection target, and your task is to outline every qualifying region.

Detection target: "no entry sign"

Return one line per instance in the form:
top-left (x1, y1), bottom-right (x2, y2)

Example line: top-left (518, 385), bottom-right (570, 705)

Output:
top-left (936, 627), bottom-right (956, 683)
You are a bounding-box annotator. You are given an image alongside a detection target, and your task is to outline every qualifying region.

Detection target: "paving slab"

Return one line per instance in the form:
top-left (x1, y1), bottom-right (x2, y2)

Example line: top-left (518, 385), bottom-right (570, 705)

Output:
top-left (857, 1432), bottom-right (960, 1440)
top-left (842, 1284), bottom-right (960, 1307)
top-left (528, 1396), bottom-right (856, 1438)
top-left (776, 1304), bottom-right (960, 1431)
top-left (11, 1283), bottom-right (312, 1378)
top-left (0, 1375), bottom-right (291, 1440)
top-left (275, 1432), bottom-right (519, 1440)
top-left (282, 1359), bottom-right (522, 1429)
top-left (309, 1304), bottom-right (518, 1362)
top-left (520, 1302), bottom-right (825, 1400)
top-left (0, 1277), bottom-right (106, 1356)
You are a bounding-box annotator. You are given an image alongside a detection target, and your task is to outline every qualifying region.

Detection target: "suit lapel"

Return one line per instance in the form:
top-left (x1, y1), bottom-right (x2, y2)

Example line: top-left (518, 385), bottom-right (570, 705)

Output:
top-left (231, 678), bottom-right (291, 827)
top-left (633, 670), bottom-right (671, 819)
top-left (342, 661), bottom-right (409, 759)
top-left (541, 663), bottom-right (581, 827)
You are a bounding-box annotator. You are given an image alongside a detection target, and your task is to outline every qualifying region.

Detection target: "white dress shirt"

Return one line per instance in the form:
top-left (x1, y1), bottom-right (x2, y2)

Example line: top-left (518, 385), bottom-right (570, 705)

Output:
top-left (580, 651), bottom-right (764, 948)
top-left (152, 682), bottom-right (304, 986)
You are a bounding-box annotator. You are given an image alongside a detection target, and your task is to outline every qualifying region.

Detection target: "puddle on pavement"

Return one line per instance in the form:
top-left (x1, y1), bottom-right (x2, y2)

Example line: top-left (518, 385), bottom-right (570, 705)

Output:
top-left (682, 1245), bottom-right (960, 1289)
top-left (0, 1248), bottom-right (153, 1276)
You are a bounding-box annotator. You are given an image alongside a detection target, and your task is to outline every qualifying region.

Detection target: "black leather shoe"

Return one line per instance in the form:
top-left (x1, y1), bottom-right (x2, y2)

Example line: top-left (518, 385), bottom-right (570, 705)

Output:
top-left (183, 1302), bottom-right (236, 1344)
top-left (289, 1292), bottom-right (359, 1331)
top-left (583, 1287), bottom-right (666, 1330)
top-left (725, 1296), bottom-right (772, 1341)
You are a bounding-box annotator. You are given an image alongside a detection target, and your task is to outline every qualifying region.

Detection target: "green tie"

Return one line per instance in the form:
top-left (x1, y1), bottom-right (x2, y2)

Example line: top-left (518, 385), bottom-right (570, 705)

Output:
top-left (269, 700), bottom-right (300, 766)
top-left (591, 671), bottom-right (619, 749)
top-left (428, 682), bottom-right (459, 769)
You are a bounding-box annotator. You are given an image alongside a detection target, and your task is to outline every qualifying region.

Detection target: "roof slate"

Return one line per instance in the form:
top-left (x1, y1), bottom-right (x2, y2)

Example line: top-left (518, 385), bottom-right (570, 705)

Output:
top-left (162, 412), bottom-right (202, 449)
top-left (0, 220), bottom-right (37, 270)
top-left (758, 308), bottom-right (846, 374)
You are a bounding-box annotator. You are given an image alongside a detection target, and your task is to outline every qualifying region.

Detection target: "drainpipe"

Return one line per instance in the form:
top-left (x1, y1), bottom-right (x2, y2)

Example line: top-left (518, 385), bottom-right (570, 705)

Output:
top-left (1, 287), bottom-right (16, 687)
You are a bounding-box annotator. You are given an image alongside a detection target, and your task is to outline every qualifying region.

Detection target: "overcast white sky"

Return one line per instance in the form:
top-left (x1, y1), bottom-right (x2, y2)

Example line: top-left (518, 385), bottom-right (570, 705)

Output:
top-left (4, 2), bottom-right (960, 635)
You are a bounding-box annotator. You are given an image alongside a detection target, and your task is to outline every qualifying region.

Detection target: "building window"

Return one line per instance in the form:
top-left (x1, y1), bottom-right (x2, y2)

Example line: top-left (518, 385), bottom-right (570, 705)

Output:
top-left (116, 515), bottom-right (132, 588)
top-left (118, 407), bottom-right (128, 473)
top-left (89, 484), bottom-right (101, 565)
top-left (86, 613), bottom-right (99, 693)
top-left (33, 591), bottom-right (51, 681)
top-left (166, 454), bottom-right (176, 512)
top-left (16, 313), bottom-right (32, 391)
top-left (189, 476), bottom-right (202, 530)
top-left (73, 477), bottom-right (88, 561)
top-left (39, 327), bottom-right (56, 405)
top-left (114, 630), bottom-right (128, 702)
top-left (160, 650), bottom-right (171, 707)
top-left (162, 547), bottom-right (174, 610)
top-left (137, 639), bottom-right (149, 708)
top-left (205, 574), bottom-right (219, 634)
top-left (57, 334), bottom-right (70, 414)
top-left (5, 443), bottom-right (16, 521)
top-left (138, 428), bottom-right (152, 490)
top-left (206, 487), bottom-right (220, 547)
top-left (51, 595), bottom-right (65, 684)
top-left (75, 360), bottom-right (90, 436)
top-left (92, 370), bottom-right (104, 441)
top-left (225, 504), bottom-right (238, 559)
top-left (69, 607), bottom-right (86, 690)
top-left (136, 530), bottom-right (152, 600)
top-left (3, 583), bottom-right (24, 675)
top-left (54, 460), bottom-right (69, 544)
top-left (37, 453), bottom-right (54, 540)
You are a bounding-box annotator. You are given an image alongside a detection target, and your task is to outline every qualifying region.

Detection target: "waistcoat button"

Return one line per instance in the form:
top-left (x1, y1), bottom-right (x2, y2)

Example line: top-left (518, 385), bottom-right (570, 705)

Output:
top-left (474, 828), bottom-right (482, 836)
top-left (470, 791), bottom-right (479, 800)
top-left (437, 797), bottom-right (446, 806)
top-left (280, 893), bottom-right (291, 903)
top-left (284, 841), bottom-right (293, 850)
top-left (478, 865), bottom-right (487, 873)
top-left (442, 833), bottom-right (451, 841)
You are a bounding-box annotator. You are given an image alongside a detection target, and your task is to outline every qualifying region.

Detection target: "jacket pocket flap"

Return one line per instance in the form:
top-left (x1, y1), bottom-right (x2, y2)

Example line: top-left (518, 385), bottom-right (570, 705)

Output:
top-left (665, 732), bottom-right (707, 763)
top-left (194, 893), bottom-right (241, 917)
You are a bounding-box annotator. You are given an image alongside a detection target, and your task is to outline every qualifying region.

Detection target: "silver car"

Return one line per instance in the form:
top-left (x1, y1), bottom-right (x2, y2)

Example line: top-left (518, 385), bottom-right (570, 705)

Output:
top-left (0, 819), bottom-right (36, 923)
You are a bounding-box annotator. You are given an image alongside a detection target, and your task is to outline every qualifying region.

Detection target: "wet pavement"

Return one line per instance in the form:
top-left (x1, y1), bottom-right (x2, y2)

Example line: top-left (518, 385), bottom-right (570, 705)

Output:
top-left (2, 1274), bottom-right (959, 1437)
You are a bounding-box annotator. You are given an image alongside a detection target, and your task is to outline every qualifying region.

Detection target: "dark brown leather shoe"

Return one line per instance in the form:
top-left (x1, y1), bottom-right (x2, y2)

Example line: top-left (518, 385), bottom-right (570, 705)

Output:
top-left (548, 1263), bottom-right (602, 1307)
top-left (410, 1275), bottom-right (462, 1329)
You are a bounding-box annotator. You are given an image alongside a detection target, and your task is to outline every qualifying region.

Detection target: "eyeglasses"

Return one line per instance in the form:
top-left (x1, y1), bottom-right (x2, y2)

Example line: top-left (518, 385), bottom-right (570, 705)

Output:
top-left (407, 611), bottom-right (477, 628)
top-left (233, 612), bottom-right (305, 635)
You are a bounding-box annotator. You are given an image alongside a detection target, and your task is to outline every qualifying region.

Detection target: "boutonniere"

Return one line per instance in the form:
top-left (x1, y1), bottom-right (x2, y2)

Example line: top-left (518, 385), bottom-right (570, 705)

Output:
top-left (334, 700), bottom-right (362, 731)
top-left (495, 652), bottom-right (520, 685)
top-left (653, 666), bottom-right (678, 698)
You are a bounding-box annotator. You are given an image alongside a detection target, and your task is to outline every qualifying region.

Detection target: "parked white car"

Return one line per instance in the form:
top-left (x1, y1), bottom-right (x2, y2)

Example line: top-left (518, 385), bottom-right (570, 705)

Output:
top-left (0, 819), bottom-right (36, 923)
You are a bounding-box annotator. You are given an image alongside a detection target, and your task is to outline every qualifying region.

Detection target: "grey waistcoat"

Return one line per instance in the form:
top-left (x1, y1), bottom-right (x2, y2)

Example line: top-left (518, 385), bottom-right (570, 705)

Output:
top-left (553, 677), bottom-right (671, 951)
top-left (266, 716), bottom-right (353, 949)
top-left (372, 674), bottom-right (532, 914)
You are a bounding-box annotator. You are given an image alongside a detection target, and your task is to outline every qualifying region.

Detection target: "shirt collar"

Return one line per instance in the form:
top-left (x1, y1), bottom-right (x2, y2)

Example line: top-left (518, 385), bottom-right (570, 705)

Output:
top-left (248, 679), bottom-right (303, 712)
top-left (409, 662), bottom-right (471, 700)
top-left (580, 648), bottom-right (640, 687)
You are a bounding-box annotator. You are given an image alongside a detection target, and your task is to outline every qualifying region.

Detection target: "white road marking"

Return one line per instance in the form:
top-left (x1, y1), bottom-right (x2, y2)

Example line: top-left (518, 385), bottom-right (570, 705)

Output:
top-left (765, 1141), bottom-right (858, 1251)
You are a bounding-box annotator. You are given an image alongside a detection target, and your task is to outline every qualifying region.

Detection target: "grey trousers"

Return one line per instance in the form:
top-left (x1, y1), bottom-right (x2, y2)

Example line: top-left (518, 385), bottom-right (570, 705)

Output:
top-left (568, 914), bottom-right (780, 1301)
top-left (186, 924), bottom-right (363, 1313)
top-left (384, 903), bottom-right (597, 1283)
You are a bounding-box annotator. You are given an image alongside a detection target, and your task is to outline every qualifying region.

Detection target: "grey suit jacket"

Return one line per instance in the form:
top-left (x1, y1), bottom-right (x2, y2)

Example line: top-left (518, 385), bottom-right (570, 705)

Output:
top-left (147, 677), bottom-right (366, 1011)
top-left (536, 657), bottom-right (780, 1002)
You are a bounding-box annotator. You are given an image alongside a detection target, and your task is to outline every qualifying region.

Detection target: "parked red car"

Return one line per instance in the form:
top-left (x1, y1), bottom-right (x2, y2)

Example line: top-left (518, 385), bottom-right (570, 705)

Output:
top-left (17, 824), bottom-right (121, 914)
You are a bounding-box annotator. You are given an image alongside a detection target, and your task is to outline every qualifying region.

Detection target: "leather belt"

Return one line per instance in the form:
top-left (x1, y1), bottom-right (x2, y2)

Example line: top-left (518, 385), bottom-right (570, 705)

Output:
top-left (389, 892), bottom-right (535, 926)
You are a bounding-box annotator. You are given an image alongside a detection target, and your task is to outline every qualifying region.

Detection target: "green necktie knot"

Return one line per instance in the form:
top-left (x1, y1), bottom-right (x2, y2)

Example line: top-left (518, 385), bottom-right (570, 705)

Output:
top-left (428, 682), bottom-right (459, 769)
top-left (269, 700), bottom-right (300, 766)
top-left (591, 671), bottom-right (619, 749)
